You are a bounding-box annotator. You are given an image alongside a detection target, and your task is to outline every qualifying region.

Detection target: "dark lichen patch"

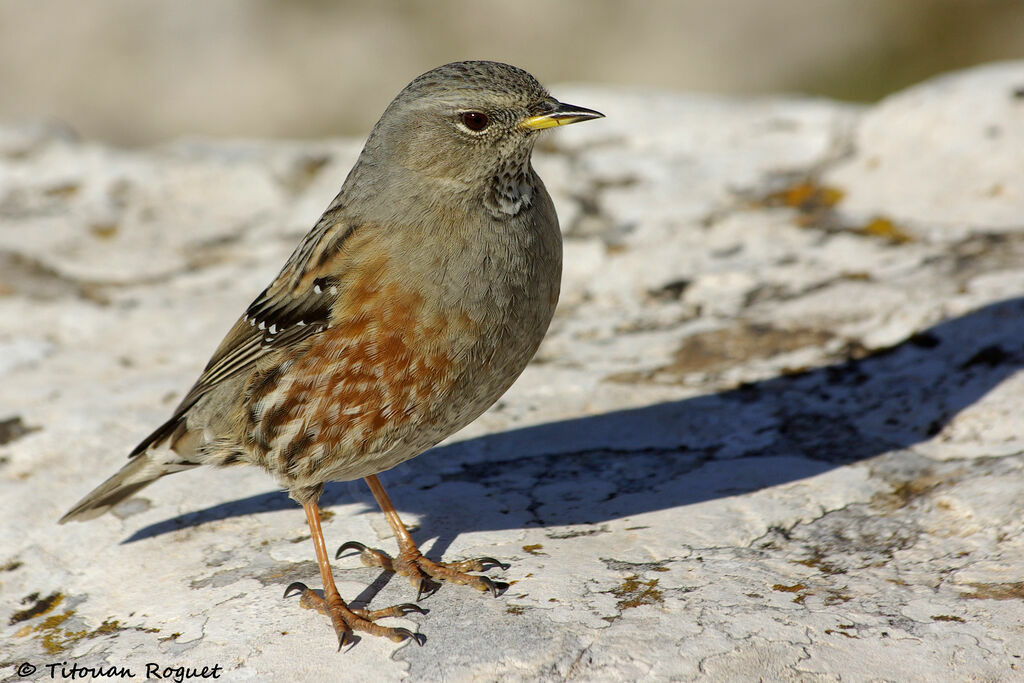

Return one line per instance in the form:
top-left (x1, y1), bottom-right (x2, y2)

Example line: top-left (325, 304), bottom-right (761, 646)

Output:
top-left (0, 251), bottom-right (110, 303)
top-left (190, 559), bottom-right (318, 589)
top-left (871, 472), bottom-right (946, 512)
top-left (92, 619), bottom-right (128, 635)
top-left (505, 605), bottom-right (527, 615)
top-left (746, 178), bottom-right (920, 246)
top-left (602, 558), bottom-right (671, 573)
top-left (948, 233), bottom-right (1024, 284)
top-left (42, 182), bottom-right (80, 199)
top-left (89, 222), bottom-right (119, 239)
top-left (960, 582), bottom-right (1024, 601)
top-left (932, 614), bottom-right (966, 623)
top-left (772, 583), bottom-right (806, 593)
top-left (18, 610), bottom-right (158, 655)
top-left (159, 632), bottom-right (184, 642)
top-left (547, 526), bottom-right (609, 539)
top-left (2, 558), bottom-right (23, 572)
top-left (795, 548), bottom-right (847, 576)
top-left (0, 416), bottom-right (40, 446)
top-left (32, 610), bottom-right (77, 654)
top-left (822, 591), bottom-right (852, 606)
top-left (522, 544), bottom-right (545, 556)
top-left (854, 217), bottom-right (914, 244)
top-left (772, 583), bottom-right (810, 604)
top-left (840, 271), bottom-right (872, 282)
top-left (609, 575), bottom-right (664, 611)
top-left (316, 507), bottom-right (335, 522)
top-left (824, 628), bottom-right (858, 639)
top-left (9, 591), bottom-right (63, 625)
top-left (753, 180), bottom-right (845, 226)
top-left (648, 279), bottom-right (691, 302)
top-left (609, 323), bottom-right (835, 383)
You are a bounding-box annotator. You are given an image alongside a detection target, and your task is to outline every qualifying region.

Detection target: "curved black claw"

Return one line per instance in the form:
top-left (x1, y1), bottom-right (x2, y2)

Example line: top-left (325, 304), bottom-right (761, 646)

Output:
top-left (284, 581), bottom-right (309, 599)
top-left (478, 576), bottom-right (510, 598)
top-left (477, 557), bottom-right (512, 571)
top-left (416, 578), bottom-right (441, 602)
top-left (396, 628), bottom-right (427, 646)
top-left (337, 631), bottom-right (359, 652)
top-left (335, 540), bottom-right (369, 559)
top-left (397, 602), bottom-right (429, 615)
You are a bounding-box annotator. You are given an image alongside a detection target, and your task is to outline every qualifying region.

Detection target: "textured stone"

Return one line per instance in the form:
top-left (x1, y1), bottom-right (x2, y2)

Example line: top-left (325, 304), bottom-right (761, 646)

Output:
top-left (3, 62), bottom-right (1024, 681)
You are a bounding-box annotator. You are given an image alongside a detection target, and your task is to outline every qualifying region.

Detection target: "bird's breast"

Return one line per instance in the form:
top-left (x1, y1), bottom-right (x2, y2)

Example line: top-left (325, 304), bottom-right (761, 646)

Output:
top-left (246, 192), bottom-right (561, 484)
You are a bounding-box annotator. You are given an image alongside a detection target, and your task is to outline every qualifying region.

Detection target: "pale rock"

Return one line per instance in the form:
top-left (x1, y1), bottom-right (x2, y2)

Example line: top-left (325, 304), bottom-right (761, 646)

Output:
top-left (3, 62), bottom-right (1024, 681)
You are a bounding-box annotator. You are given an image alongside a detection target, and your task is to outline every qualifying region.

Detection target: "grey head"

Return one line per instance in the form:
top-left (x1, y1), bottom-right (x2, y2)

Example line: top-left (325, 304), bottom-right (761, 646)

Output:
top-left (339, 61), bottom-right (603, 219)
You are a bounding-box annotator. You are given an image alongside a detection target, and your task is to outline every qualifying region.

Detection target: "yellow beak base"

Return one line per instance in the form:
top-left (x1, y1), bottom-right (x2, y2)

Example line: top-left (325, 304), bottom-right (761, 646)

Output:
top-left (520, 102), bottom-right (604, 131)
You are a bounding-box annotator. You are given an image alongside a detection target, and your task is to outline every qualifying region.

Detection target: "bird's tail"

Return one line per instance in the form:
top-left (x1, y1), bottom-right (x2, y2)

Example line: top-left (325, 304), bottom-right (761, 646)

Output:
top-left (59, 452), bottom-right (196, 523)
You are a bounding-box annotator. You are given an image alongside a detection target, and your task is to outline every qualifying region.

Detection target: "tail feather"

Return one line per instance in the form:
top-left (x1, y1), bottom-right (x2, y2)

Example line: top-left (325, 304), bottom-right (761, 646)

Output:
top-left (59, 453), bottom-right (196, 523)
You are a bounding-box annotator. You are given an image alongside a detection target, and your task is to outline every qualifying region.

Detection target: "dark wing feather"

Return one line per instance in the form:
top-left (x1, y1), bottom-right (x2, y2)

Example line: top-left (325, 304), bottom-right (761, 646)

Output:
top-left (129, 219), bottom-right (357, 456)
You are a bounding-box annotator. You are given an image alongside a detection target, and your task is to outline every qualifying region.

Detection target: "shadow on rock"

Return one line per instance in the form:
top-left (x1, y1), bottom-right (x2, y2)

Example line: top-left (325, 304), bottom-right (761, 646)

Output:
top-left (124, 296), bottom-right (1024, 544)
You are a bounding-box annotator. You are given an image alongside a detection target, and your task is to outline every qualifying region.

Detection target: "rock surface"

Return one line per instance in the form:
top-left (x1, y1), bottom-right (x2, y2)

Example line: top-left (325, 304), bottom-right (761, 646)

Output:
top-left (3, 62), bottom-right (1024, 681)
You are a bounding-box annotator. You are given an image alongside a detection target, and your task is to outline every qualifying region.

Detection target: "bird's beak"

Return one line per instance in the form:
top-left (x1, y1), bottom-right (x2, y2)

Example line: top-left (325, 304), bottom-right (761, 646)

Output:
top-left (520, 102), bottom-right (605, 130)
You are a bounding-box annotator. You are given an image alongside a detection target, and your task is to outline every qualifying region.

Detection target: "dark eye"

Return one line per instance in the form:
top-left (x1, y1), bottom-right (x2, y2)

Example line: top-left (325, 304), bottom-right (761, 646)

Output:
top-left (460, 111), bottom-right (489, 131)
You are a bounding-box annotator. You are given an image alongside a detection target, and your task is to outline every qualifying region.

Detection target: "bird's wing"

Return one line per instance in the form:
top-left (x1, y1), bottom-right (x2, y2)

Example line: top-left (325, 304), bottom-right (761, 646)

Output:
top-left (129, 218), bottom-right (359, 456)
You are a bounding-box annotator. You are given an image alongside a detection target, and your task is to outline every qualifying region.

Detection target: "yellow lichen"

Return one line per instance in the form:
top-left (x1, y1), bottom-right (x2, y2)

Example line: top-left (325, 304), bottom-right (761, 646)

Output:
top-left (611, 575), bottom-right (664, 610)
top-left (857, 217), bottom-right (914, 244)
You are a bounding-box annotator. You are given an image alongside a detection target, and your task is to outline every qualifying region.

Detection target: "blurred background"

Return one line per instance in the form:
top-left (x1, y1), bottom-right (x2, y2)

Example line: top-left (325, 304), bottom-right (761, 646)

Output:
top-left (2, 0), bottom-right (1023, 146)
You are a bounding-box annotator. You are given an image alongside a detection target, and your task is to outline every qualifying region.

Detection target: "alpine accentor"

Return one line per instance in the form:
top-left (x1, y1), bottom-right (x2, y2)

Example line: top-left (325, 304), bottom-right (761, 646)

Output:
top-left (61, 60), bottom-right (603, 647)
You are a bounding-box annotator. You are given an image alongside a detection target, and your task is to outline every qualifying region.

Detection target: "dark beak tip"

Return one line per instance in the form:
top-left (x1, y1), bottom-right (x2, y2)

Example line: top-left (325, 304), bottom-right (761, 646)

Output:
top-left (556, 102), bottom-right (605, 120)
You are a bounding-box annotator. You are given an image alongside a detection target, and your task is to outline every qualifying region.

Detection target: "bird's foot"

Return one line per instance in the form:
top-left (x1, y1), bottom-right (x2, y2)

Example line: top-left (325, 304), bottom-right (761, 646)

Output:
top-left (284, 582), bottom-right (427, 649)
top-left (336, 541), bottom-right (510, 600)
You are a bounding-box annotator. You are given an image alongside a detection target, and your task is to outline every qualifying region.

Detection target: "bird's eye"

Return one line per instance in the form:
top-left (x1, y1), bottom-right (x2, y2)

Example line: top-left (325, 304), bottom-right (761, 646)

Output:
top-left (460, 111), bottom-right (489, 131)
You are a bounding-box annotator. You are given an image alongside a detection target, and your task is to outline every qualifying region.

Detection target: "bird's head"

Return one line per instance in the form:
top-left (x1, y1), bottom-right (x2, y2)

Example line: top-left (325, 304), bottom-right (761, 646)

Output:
top-left (359, 61), bottom-right (603, 217)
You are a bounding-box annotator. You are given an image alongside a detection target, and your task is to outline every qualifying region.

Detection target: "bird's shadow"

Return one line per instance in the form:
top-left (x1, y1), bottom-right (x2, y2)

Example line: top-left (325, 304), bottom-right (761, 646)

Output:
top-left (124, 297), bottom-right (1024, 555)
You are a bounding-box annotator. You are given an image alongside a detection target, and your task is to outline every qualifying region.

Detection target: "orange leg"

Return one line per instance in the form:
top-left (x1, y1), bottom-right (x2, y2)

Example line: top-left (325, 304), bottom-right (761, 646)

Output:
top-left (335, 475), bottom-right (509, 600)
top-left (284, 499), bottom-right (426, 649)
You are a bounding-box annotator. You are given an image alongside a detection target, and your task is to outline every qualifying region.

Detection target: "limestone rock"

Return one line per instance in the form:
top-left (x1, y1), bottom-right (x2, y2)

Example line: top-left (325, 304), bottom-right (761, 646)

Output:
top-left (3, 62), bottom-right (1024, 680)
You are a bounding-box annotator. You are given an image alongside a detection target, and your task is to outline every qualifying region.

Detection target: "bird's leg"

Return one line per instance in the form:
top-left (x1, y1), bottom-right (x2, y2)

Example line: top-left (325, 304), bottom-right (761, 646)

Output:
top-left (336, 475), bottom-right (510, 600)
top-left (284, 499), bottom-right (426, 649)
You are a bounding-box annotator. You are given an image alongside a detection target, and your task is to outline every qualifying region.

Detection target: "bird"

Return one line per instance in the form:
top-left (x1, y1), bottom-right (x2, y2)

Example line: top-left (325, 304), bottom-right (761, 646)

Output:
top-left (60, 60), bottom-right (603, 648)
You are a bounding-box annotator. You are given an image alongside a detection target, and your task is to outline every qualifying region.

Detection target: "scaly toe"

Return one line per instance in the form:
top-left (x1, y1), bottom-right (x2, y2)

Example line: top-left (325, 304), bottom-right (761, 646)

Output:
top-left (335, 540), bottom-right (396, 570)
top-left (407, 553), bottom-right (512, 598)
top-left (352, 603), bottom-right (429, 620)
top-left (283, 582), bottom-right (333, 614)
